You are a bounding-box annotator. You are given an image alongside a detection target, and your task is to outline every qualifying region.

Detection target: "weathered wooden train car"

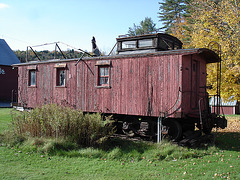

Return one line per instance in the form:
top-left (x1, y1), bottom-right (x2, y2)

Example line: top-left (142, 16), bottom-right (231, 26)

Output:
top-left (13, 33), bottom-right (227, 140)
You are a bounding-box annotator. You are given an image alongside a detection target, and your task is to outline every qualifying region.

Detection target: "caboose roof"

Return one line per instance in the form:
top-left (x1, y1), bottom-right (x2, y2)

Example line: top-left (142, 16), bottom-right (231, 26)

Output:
top-left (12, 48), bottom-right (219, 67)
top-left (0, 39), bottom-right (20, 66)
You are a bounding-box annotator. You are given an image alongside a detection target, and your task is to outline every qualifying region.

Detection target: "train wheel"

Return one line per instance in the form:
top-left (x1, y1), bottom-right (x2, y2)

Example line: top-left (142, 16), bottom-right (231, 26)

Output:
top-left (163, 119), bottom-right (182, 141)
top-left (122, 121), bottom-right (136, 137)
top-left (182, 122), bottom-right (195, 132)
top-left (122, 129), bottom-right (136, 137)
top-left (202, 117), bottom-right (214, 135)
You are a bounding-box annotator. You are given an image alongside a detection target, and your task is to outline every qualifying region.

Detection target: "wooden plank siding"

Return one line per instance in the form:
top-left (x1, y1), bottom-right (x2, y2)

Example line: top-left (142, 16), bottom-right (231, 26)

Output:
top-left (17, 52), bottom-right (209, 118)
top-left (181, 54), bottom-right (208, 117)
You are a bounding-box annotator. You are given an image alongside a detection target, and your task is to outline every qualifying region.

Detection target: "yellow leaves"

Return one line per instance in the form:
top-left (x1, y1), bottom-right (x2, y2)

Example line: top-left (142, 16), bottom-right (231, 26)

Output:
top-left (220, 65), bottom-right (240, 100)
top-left (186, 0), bottom-right (240, 101)
top-left (169, 0), bottom-right (239, 100)
top-left (217, 116), bottom-right (240, 133)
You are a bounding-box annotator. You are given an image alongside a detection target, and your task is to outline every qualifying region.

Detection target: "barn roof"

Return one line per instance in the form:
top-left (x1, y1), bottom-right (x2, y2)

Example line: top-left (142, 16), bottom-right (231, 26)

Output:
top-left (12, 48), bottom-right (219, 66)
top-left (209, 96), bottom-right (238, 106)
top-left (0, 39), bottom-right (20, 66)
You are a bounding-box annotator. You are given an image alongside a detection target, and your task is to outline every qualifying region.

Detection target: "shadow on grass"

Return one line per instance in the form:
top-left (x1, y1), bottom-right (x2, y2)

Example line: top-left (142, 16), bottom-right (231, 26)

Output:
top-left (58, 137), bottom-right (154, 160)
top-left (215, 132), bottom-right (240, 151)
top-left (98, 137), bottom-right (153, 154)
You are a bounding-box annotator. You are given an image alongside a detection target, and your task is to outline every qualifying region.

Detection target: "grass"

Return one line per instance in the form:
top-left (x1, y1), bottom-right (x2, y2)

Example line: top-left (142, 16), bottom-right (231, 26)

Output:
top-left (225, 114), bottom-right (240, 119)
top-left (0, 108), bottom-right (240, 179)
top-left (1, 145), bottom-right (239, 179)
top-left (0, 108), bottom-right (13, 132)
top-left (214, 114), bottom-right (240, 151)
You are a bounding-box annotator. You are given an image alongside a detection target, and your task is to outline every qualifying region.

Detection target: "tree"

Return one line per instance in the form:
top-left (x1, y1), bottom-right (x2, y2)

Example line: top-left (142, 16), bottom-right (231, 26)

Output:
top-left (158, 0), bottom-right (193, 47)
top-left (128, 17), bottom-right (158, 36)
top-left (158, 0), bottom-right (240, 100)
top-left (188, 0), bottom-right (240, 100)
top-left (14, 49), bottom-right (84, 62)
top-left (158, 0), bottom-right (187, 34)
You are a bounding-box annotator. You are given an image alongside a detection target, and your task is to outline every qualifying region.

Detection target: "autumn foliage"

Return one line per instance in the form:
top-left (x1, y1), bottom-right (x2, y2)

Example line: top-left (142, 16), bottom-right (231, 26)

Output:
top-left (164, 0), bottom-right (240, 101)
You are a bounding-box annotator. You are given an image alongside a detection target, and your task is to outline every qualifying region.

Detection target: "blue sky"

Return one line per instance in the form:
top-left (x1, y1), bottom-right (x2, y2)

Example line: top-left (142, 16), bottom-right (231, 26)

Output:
top-left (0, 0), bottom-right (162, 53)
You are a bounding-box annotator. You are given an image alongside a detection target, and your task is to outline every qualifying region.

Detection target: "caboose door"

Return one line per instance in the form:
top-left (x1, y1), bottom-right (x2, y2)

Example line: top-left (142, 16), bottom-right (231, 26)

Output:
top-left (191, 60), bottom-right (199, 108)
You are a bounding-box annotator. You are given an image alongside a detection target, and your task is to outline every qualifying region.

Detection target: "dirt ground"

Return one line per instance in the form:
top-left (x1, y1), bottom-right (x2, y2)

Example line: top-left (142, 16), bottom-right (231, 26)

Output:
top-left (216, 115), bottom-right (240, 132)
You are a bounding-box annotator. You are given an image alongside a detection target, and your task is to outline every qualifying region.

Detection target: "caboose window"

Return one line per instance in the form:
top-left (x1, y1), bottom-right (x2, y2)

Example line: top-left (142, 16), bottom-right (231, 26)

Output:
top-left (138, 39), bottom-right (153, 47)
top-left (56, 68), bottom-right (65, 86)
top-left (98, 66), bottom-right (109, 86)
top-left (122, 41), bottom-right (136, 49)
top-left (29, 70), bottom-right (36, 86)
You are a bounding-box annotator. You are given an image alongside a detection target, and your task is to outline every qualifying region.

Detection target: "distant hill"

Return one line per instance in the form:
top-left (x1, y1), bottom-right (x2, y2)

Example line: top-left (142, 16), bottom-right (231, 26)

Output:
top-left (13, 49), bottom-right (85, 63)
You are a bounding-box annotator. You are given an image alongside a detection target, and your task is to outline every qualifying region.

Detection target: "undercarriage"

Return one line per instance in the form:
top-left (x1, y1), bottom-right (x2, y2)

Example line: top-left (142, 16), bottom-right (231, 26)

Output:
top-left (114, 113), bottom-right (227, 147)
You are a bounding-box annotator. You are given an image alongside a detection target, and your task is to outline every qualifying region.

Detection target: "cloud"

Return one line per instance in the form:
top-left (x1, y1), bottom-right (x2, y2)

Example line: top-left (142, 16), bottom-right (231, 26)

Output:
top-left (0, 3), bottom-right (9, 9)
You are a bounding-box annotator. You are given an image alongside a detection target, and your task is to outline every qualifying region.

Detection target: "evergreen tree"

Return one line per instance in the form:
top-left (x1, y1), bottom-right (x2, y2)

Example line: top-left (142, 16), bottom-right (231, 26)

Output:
top-left (128, 17), bottom-right (158, 36)
top-left (158, 0), bottom-right (187, 34)
top-left (158, 0), bottom-right (194, 47)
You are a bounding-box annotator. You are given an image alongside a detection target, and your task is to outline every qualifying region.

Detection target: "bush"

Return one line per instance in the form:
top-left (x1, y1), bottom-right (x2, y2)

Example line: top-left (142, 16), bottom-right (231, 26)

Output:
top-left (0, 130), bottom-right (26, 147)
top-left (10, 104), bottom-right (115, 146)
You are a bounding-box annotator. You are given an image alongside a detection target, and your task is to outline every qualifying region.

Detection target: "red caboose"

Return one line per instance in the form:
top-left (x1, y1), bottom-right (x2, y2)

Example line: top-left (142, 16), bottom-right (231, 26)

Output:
top-left (13, 33), bottom-right (227, 140)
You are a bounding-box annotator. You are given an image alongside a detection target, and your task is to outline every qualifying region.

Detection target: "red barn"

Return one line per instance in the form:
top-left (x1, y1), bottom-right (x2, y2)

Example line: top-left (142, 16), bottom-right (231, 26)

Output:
top-left (13, 33), bottom-right (227, 140)
top-left (0, 39), bottom-right (19, 105)
top-left (210, 96), bottom-right (240, 115)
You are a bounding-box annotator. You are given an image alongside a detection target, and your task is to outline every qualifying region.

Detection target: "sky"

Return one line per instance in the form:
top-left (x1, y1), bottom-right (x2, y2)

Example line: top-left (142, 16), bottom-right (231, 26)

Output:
top-left (0, 0), bottom-right (162, 53)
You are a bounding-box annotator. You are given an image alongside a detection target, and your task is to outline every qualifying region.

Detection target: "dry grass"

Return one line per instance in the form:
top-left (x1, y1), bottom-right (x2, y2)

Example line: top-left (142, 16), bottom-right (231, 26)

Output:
top-left (8, 104), bottom-right (115, 147)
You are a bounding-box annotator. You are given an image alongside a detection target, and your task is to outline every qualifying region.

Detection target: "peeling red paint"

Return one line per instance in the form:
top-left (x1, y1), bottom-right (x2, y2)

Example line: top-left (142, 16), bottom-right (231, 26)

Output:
top-left (16, 51), bottom-right (211, 118)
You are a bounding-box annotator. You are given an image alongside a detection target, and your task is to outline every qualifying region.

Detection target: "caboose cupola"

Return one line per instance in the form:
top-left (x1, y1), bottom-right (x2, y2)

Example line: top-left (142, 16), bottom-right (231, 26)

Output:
top-left (116, 33), bottom-right (183, 55)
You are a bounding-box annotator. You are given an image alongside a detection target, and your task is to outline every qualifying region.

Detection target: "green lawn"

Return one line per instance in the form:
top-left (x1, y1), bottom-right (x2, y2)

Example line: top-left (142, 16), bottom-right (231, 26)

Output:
top-left (0, 108), bottom-right (13, 132)
top-left (0, 108), bottom-right (239, 179)
top-left (1, 146), bottom-right (239, 179)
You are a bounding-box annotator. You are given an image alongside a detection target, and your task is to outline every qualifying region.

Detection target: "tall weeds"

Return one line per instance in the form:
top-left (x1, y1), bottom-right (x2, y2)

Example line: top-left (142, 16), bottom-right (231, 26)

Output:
top-left (10, 104), bottom-right (115, 146)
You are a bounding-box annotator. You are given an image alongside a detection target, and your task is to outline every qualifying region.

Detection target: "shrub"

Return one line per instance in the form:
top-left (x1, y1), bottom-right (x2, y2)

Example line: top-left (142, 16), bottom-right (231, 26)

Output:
top-left (10, 104), bottom-right (115, 146)
top-left (0, 130), bottom-right (26, 147)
